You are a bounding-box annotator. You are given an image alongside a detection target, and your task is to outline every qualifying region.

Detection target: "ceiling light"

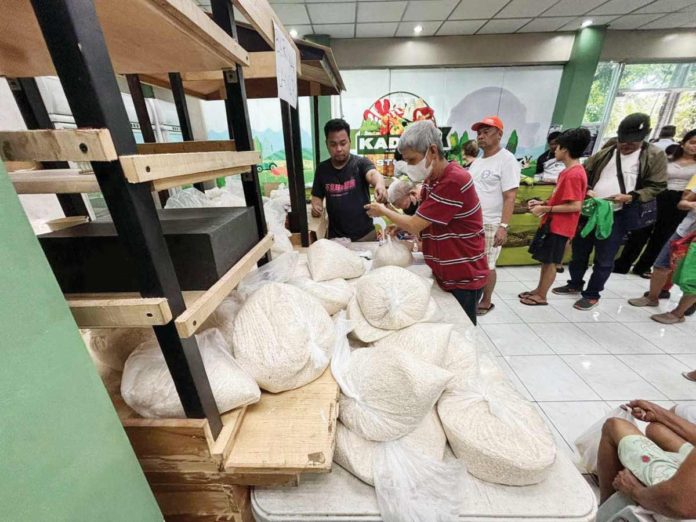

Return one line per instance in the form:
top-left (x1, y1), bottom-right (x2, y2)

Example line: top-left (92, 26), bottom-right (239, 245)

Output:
top-left (414, 25), bottom-right (423, 34)
top-left (581, 19), bottom-right (593, 28)
top-left (289, 29), bottom-right (298, 38)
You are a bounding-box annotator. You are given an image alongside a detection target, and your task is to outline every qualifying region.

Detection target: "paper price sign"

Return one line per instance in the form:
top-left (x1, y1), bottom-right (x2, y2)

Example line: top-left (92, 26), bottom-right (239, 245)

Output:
top-left (274, 22), bottom-right (298, 109)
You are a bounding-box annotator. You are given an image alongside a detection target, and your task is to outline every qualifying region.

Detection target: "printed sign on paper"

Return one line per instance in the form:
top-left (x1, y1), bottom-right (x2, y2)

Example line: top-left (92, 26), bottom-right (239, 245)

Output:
top-left (274, 22), bottom-right (298, 109)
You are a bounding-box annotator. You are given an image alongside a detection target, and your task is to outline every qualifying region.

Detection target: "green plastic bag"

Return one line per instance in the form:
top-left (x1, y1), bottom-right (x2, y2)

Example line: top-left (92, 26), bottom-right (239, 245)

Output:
top-left (674, 242), bottom-right (696, 296)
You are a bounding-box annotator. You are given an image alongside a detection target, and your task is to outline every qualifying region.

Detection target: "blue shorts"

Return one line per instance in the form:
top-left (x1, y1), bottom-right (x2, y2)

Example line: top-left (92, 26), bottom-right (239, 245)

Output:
top-left (654, 232), bottom-right (682, 269)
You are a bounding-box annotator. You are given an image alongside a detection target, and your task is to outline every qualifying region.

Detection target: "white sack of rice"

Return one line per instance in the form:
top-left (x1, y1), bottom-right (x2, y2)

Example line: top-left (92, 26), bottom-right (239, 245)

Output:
top-left (372, 236), bottom-right (413, 269)
top-left (443, 330), bottom-right (479, 382)
top-left (372, 323), bottom-right (454, 368)
top-left (121, 328), bottom-right (260, 418)
top-left (334, 409), bottom-right (447, 486)
top-left (237, 251), bottom-right (299, 299)
top-left (81, 328), bottom-right (156, 372)
top-left (307, 239), bottom-right (366, 282)
top-left (438, 373), bottom-right (556, 486)
top-left (232, 282), bottom-right (335, 392)
top-left (287, 277), bottom-right (354, 315)
top-left (199, 291), bottom-right (244, 349)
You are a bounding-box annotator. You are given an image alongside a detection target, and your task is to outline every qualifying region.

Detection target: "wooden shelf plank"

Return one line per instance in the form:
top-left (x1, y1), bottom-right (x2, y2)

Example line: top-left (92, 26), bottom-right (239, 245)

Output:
top-left (175, 234), bottom-right (273, 338)
top-left (225, 369), bottom-right (339, 476)
top-left (119, 150), bottom-right (260, 184)
top-left (0, 129), bottom-right (117, 162)
top-left (67, 294), bottom-right (173, 328)
top-left (136, 140), bottom-right (236, 155)
top-left (45, 216), bottom-right (90, 232)
top-left (10, 169), bottom-right (100, 194)
top-left (0, 0), bottom-right (249, 78)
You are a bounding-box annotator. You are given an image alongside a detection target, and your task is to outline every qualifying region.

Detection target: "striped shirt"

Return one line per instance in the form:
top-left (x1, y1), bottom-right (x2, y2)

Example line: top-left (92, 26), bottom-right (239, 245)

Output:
top-left (416, 162), bottom-right (489, 291)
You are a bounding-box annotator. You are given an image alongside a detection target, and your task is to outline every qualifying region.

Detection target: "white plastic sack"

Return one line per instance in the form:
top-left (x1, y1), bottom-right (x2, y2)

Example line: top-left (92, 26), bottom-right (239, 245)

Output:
top-left (438, 372), bottom-right (556, 485)
top-left (205, 187), bottom-right (246, 207)
top-left (237, 251), bottom-right (299, 299)
top-left (121, 328), bottom-right (260, 418)
top-left (356, 266), bottom-right (432, 330)
top-left (307, 239), bottom-right (366, 282)
top-left (81, 328), bottom-right (156, 372)
top-left (372, 235), bottom-right (414, 269)
top-left (199, 292), bottom-right (244, 349)
top-left (164, 187), bottom-right (210, 209)
top-left (264, 198), bottom-right (293, 255)
top-left (373, 323), bottom-right (454, 368)
top-left (575, 407), bottom-right (638, 474)
top-left (232, 282), bottom-right (335, 393)
top-left (287, 277), bottom-right (354, 315)
top-left (331, 313), bottom-right (453, 441)
top-left (442, 330), bottom-right (479, 379)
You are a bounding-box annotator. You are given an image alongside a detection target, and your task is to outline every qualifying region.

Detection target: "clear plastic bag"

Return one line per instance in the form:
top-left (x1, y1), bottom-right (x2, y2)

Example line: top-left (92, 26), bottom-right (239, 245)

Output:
top-left (164, 187), bottom-right (210, 208)
top-left (373, 235), bottom-right (414, 269)
top-left (264, 198), bottom-right (293, 255)
top-left (236, 251), bottom-right (299, 299)
top-left (575, 406), bottom-right (637, 474)
top-left (287, 277), bottom-right (354, 315)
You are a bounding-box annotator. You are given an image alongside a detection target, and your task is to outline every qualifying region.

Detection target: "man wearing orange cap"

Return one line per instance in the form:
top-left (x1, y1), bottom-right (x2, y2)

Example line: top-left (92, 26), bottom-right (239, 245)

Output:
top-left (468, 116), bottom-right (520, 315)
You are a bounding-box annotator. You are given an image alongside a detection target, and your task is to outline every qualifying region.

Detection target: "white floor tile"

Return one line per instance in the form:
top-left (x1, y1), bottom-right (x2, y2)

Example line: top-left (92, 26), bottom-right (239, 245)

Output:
top-left (496, 356), bottom-right (533, 400)
top-left (616, 354), bottom-right (694, 400)
top-left (561, 354), bottom-right (667, 401)
top-left (603, 279), bottom-right (649, 299)
top-left (601, 298), bottom-right (658, 323)
top-left (538, 401), bottom-right (611, 454)
top-left (506, 355), bottom-right (602, 401)
top-left (476, 299), bottom-right (523, 325)
top-left (502, 298), bottom-right (569, 323)
top-left (503, 266), bottom-right (544, 281)
top-left (630, 322), bottom-right (696, 354)
top-left (532, 403), bottom-right (580, 466)
top-left (493, 281), bottom-right (533, 300)
top-left (482, 324), bottom-right (554, 356)
top-left (550, 301), bottom-right (616, 323)
top-left (676, 318), bottom-right (696, 335)
top-left (672, 354), bottom-right (696, 369)
top-left (475, 329), bottom-right (501, 356)
top-left (577, 323), bottom-right (662, 355)
top-left (494, 267), bottom-right (519, 282)
top-left (530, 323), bottom-right (608, 355)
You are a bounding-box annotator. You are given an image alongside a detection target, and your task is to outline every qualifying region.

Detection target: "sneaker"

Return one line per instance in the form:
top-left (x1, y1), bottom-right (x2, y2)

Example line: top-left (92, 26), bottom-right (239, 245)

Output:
top-left (651, 312), bottom-right (685, 324)
top-left (644, 290), bottom-right (671, 299)
top-left (552, 285), bottom-right (581, 295)
top-left (556, 266), bottom-right (565, 273)
top-left (574, 298), bottom-right (599, 311)
top-left (686, 303), bottom-right (696, 317)
top-left (628, 296), bottom-right (659, 307)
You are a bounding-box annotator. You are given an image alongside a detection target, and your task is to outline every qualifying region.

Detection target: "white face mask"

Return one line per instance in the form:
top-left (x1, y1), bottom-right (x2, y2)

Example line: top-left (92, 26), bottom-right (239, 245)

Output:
top-left (402, 155), bottom-right (433, 182)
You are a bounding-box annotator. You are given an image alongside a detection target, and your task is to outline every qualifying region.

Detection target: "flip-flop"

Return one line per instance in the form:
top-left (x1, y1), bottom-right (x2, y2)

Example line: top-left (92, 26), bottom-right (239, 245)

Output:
top-left (682, 372), bottom-right (696, 382)
top-left (518, 291), bottom-right (533, 299)
top-left (476, 303), bottom-right (495, 316)
top-left (520, 296), bottom-right (549, 306)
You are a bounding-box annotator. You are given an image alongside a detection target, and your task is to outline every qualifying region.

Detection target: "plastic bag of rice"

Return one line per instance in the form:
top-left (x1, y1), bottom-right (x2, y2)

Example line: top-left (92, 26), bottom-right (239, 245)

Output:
top-left (443, 330), bottom-right (479, 382)
top-left (307, 239), bottom-right (366, 282)
top-left (331, 313), bottom-right (453, 441)
top-left (356, 266), bottom-right (433, 331)
top-left (81, 328), bottom-right (156, 372)
top-left (232, 282), bottom-right (335, 392)
top-left (237, 251), bottom-right (299, 299)
top-left (199, 291), bottom-right (244, 349)
top-left (372, 323), bottom-right (454, 368)
top-left (121, 328), bottom-right (260, 418)
top-left (438, 372), bottom-right (556, 485)
top-left (287, 277), bottom-right (354, 315)
top-left (334, 409), bottom-right (448, 486)
top-left (372, 235), bottom-right (413, 269)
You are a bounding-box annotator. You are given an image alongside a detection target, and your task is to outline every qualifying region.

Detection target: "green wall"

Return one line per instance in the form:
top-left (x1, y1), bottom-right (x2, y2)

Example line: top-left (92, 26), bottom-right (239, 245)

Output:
top-left (0, 162), bottom-right (162, 521)
top-left (552, 26), bottom-right (607, 130)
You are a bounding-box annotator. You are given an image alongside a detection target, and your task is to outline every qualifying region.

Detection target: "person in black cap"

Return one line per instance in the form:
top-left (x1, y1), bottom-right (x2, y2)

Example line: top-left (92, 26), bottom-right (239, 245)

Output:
top-left (552, 113), bottom-right (667, 311)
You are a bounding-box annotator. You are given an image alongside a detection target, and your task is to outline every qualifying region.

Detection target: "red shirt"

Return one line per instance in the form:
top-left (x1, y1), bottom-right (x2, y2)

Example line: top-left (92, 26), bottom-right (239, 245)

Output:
top-left (417, 162), bottom-right (489, 291)
top-left (543, 163), bottom-right (588, 238)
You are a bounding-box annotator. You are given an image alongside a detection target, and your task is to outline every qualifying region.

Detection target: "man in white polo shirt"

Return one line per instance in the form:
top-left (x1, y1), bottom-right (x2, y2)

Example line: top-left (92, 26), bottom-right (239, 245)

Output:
top-left (468, 116), bottom-right (520, 316)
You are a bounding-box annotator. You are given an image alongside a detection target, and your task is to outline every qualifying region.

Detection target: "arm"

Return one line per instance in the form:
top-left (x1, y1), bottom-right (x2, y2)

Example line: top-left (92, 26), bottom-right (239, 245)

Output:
top-left (677, 190), bottom-right (696, 211)
top-left (494, 188), bottom-right (517, 247)
top-left (632, 148), bottom-right (667, 202)
top-left (531, 200), bottom-right (582, 217)
top-left (365, 203), bottom-right (430, 236)
top-left (311, 170), bottom-right (325, 217)
top-left (366, 168), bottom-right (387, 203)
top-left (628, 400), bottom-right (696, 445)
top-left (310, 195), bottom-right (324, 218)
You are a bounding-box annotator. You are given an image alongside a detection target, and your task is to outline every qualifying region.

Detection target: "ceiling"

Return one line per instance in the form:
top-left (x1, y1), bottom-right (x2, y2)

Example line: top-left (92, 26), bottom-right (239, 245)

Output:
top-left (263, 0), bottom-right (696, 39)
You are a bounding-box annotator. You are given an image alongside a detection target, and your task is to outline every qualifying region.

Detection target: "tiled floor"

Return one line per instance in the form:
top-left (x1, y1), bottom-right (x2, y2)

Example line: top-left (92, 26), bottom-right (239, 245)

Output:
top-left (477, 266), bottom-right (696, 496)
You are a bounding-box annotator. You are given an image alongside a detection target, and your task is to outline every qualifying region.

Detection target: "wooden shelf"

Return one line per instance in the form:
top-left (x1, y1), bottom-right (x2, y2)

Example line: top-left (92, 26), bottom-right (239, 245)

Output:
top-left (0, 129), bottom-right (117, 162)
top-left (10, 169), bottom-right (100, 194)
top-left (0, 0), bottom-right (249, 77)
top-left (136, 140), bottom-right (236, 155)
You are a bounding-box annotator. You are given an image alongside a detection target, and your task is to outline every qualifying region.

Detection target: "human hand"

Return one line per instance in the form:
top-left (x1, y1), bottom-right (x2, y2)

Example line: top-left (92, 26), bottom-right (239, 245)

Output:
top-left (626, 400), bottom-right (663, 422)
top-left (374, 185), bottom-right (388, 203)
top-left (494, 226), bottom-right (508, 247)
top-left (613, 469), bottom-right (643, 499)
top-left (385, 224), bottom-right (399, 237)
top-left (531, 205), bottom-right (547, 217)
top-left (612, 193), bottom-right (634, 204)
top-left (587, 190), bottom-right (597, 198)
top-left (311, 201), bottom-right (323, 217)
top-left (527, 199), bottom-right (543, 210)
top-left (364, 202), bottom-right (386, 218)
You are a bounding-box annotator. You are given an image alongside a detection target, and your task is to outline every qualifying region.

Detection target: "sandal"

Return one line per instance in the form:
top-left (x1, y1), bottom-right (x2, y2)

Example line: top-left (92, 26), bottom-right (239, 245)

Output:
top-left (476, 303), bottom-right (495, 316)
top-left (520, 296), bottom-right (549, 306)
top-left (682, 372), bottom-right (696, 382)
top-left (518, 291), bottom-right (533, 299)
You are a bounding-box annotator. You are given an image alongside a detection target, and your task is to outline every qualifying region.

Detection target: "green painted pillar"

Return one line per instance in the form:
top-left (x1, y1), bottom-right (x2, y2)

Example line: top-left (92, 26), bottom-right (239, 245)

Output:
top-left (306, 34), bottom-right (332, 163)
top-left (552, 26), bottom-right (606, 129)
top-left (0, 161), bottom-right (162, 521)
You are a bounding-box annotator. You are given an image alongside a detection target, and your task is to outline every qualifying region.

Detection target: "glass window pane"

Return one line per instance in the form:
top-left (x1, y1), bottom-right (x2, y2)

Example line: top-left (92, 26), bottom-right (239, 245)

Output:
top-left (685, 64), bottom-right (696, 90)
top-left (672, 91), bottom-right (696, 138)
top-left (619, 63), bottom-right (678, 90)
top-left (605, 91), bottom-right (668, 138)
top-left (583, 62), bottom-right (618, 124)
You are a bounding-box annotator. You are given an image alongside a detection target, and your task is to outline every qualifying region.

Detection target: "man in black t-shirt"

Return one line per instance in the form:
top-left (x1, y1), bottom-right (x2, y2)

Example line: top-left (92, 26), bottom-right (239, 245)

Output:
top-left (311, 119), bottom-right (387, 241)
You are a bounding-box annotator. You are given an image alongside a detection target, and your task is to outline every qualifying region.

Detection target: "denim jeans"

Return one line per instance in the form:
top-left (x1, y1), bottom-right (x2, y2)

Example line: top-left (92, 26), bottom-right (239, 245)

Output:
top-left (451, 288), bottom-right (484, 326)
top-left (568, 210), bottom-right (630, 300)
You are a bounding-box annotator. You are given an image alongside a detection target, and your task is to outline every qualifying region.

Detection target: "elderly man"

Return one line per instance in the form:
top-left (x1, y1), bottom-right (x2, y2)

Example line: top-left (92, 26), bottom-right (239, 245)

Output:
top-left (553, 113), bottom-right (667, 310)
top-left (311, 118), bottom-right (387, 241)
top-left (468, 116), bottom-right (521, 316)
top-left (365, 121), bottom-right (489, 324)
top-left (387, 178), bottom-right (421, 215)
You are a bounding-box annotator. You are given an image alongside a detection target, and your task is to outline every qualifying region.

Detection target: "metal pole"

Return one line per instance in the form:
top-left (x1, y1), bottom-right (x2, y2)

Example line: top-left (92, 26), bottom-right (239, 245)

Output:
top-left (30, 0), bottom-right (222, 436)
top-left (210, 0), bottom-right (269, 264)
top-left (8, 77), bottom-right (90, 217)
top-left (280, 100), bottom-right (309, 246)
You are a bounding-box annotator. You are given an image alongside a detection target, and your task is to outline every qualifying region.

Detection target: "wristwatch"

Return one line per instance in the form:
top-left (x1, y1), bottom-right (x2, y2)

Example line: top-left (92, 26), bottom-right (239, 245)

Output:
top-left (499, 223), bottom-right (509, 229)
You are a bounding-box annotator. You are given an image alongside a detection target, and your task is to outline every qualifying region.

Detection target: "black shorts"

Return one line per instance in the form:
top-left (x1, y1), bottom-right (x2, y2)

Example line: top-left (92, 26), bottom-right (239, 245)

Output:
top-left (531, 231), bottom-right (569, 265)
